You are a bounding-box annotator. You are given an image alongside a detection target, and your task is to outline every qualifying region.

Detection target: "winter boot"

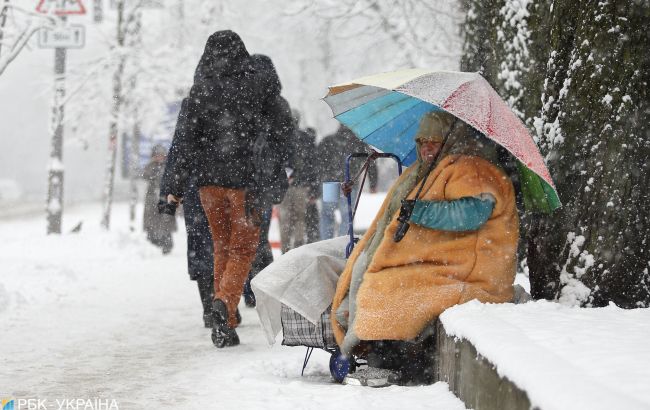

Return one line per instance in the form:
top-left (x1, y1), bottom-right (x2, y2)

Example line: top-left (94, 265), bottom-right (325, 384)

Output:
top-left (211, 299), bottom-right (240, 348)
top-left (343, 367), bottom-right (400, 387)
top-left (242, 278), bottom-right (256, 308)
top-left (203, 313), bottom-right (213, 328)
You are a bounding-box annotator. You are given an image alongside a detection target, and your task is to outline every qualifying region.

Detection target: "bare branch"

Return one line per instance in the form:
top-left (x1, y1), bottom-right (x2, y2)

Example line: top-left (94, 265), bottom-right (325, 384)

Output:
top-left (0, 21), bottom-right (39, 75)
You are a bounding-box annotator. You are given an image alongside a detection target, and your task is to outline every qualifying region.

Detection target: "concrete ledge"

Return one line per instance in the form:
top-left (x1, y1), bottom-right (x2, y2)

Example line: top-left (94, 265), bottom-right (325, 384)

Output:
top-left (434, 320), bottom-right (534, 410)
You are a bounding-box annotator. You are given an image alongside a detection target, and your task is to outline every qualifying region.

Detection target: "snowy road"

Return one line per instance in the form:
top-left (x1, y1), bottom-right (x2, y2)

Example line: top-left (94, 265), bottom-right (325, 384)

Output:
top-left (0, 203), bottom-right (467, 410)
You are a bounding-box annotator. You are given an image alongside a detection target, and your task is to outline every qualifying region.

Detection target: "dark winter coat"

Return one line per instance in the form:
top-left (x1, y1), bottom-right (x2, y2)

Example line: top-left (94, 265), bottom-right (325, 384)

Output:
top-left (288, 127), bottom-right (319, 196)
top-left (249, 54), bottom-right (294, 209)
top-left (182, 176), bottom-right (213, 281)
top-left (161, 30), bottom-right (264, 197)
top-left (142, 160), bottom-right (176, 235)
top-left (317, 126), bottom-right (378, 191)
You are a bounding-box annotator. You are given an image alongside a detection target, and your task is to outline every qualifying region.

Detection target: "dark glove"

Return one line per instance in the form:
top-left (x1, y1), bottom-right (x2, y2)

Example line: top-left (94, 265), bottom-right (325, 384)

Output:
top-left (397, 199), bottom-right (416, 223)
top-left (157, 199), bottom-right (178, 216)
top-left (341, 181), bottom-right (354, 196)
top-left (393, 199), bottom-right (416, 242)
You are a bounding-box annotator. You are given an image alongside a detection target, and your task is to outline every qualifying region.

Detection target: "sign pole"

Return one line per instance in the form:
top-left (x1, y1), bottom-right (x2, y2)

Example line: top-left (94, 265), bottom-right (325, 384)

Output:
top-left (46, 16), bottom-right (66, 234)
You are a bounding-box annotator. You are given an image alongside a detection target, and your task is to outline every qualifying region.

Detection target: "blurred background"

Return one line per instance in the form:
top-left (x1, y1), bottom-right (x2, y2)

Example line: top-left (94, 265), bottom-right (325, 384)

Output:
top-left (0, 0), bottom-right (461, 209)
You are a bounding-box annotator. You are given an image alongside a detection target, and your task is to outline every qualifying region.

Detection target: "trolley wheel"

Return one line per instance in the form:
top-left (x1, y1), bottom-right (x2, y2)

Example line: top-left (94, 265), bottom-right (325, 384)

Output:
top-left (329, 353), bottom-right (352, 383)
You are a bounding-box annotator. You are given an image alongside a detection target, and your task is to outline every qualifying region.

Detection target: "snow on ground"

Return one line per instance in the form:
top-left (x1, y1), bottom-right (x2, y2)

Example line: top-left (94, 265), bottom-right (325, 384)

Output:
top-left (0, 202), bottom-right (467, 410)
top-left (441, 300), bottom-right (650, 410)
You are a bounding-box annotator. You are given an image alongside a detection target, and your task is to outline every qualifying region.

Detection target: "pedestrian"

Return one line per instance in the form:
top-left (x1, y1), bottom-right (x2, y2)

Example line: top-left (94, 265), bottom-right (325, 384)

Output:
top-left (332, 111), bottom-right (519, 384)
top-left (142, 144), bottom-right (176, 254)
top-left (317, 125), bottom-right (378, 240)
top-left (242, 54), bottom-right (294, 307)
top-left (279, 113), bottom-right (319, 253)
top-left (160, 99), bottom-right (218, 329)
top-left (303, 127), bottom-right (321, 244)
top-left (181, 177), bottom-right (216, 328)
top-left (160, 30), bottom-right (271, 348)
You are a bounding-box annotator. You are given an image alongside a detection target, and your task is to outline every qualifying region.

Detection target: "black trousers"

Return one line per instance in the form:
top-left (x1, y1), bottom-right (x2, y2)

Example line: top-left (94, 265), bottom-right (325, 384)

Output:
top-left (366, 335), bottom-right (436, 384)
top-left (196, 271), bottom-right (213, 316)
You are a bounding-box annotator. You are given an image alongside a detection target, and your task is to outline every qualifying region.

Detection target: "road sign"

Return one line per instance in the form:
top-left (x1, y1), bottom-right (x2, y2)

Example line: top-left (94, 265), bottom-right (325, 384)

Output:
top-left (38, 25), bottom-right (86, 49)
top-left (36, 0), bottom-right (87, 16)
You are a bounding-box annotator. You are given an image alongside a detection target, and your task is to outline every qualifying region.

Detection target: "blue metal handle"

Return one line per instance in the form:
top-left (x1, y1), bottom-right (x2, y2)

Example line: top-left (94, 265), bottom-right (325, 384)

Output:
top-left (344, 152), bottom-right (402, 257)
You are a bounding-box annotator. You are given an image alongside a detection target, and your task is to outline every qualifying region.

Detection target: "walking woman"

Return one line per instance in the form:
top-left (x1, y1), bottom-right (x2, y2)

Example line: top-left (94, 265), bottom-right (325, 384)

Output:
top-left (161, 31), bottom-right (271, 347)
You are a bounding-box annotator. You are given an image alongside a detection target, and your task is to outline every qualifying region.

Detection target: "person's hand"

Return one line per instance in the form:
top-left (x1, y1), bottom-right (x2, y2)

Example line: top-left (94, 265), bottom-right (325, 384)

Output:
top-left (167, 194), bottom-right (182, 204)
top-left (341, 181), bottom-right (354, 196)
top-left (398, 199), bottom-right (416, 222)
top-left (245, 190), bottom-right (263, 226)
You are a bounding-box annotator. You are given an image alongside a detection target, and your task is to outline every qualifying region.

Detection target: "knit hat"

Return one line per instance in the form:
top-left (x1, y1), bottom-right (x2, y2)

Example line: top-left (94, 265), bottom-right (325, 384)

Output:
top-left (414, 111), bottom-right (456, 143)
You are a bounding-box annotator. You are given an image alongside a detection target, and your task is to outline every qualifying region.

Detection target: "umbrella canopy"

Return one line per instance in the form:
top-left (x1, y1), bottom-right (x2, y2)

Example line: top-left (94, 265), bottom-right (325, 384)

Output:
top-left (324, 69), bottom-right (561, 213)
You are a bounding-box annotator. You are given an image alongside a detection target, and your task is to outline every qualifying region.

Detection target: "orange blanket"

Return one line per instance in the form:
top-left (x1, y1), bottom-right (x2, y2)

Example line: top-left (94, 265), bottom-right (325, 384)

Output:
top-left (331, 155), bottom-right (519, 345)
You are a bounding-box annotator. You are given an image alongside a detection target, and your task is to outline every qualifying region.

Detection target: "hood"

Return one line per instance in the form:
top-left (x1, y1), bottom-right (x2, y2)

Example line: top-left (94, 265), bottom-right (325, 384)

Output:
top-left (414, 111), bottom-right (498, 165)
top-left (251, 54), bottom-right (282, 99)
top-left (193, 30), bottom-right (251, 82)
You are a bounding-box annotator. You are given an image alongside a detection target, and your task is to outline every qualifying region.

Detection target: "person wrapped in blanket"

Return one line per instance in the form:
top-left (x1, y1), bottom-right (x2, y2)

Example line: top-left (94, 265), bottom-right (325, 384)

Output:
top-left (331, 111), bottom-right (519, 385)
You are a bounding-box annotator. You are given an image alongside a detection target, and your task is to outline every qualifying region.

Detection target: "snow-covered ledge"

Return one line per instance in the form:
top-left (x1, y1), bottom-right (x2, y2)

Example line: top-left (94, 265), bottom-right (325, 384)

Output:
top-left (435, 320), bottom-right (531, 410)
top-left (435, 300), bottom-right (650, 410)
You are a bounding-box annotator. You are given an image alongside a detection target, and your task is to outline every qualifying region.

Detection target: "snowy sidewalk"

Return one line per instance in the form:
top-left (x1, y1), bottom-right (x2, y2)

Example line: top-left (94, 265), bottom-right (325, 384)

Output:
top-left (0, 203), bottom-right (466, 410)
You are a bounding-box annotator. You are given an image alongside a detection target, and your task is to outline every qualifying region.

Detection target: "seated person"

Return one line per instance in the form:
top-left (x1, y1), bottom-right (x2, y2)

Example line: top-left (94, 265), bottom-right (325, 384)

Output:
top-left (331, 111), bottom-right (519, 384)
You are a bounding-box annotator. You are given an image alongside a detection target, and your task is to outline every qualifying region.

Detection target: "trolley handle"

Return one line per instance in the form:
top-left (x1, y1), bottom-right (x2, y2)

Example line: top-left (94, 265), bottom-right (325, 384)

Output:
top-left (343, 151), bottom-right (402, 257)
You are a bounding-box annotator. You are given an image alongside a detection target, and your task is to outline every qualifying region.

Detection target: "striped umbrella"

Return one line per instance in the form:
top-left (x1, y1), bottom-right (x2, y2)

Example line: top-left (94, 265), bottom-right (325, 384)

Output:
top-left (323, 68), bottom-right (561, 213)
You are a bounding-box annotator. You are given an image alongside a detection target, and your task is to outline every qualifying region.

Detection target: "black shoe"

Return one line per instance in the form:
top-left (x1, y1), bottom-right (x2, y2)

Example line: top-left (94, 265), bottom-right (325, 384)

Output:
top-left (236, 308), bottom-right (242, 325)
top-left (386, 370), bottom-right (407, 386)
top-left (203, 313), bottom-right (213, 328)
top-left (211, 299), bottom-right (240, 348)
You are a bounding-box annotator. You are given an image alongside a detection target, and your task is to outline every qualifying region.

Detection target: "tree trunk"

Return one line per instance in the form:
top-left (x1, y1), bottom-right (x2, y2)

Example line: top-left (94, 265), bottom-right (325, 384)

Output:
top-left (460, 0), bottom-right (650, 307)
top-left (126, 11), bottom-right (142, 232)
top-left (101, 0), bottom-right (126, 230)
top-left (528, 0), bottom-right (650, 307)
top-left (128, 119), bottom-right (140, 232)
top-left (459, 0), bottom-right (502, 84)
top-left (46, 45), bottom-right (66, 234)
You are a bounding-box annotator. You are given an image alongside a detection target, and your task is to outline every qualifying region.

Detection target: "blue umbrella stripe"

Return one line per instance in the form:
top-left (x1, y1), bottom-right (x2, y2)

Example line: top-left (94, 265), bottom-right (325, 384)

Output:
top-left (336, 91), bottom-right (419, 136)
top-left (362, 101), bottom-right (441, 161)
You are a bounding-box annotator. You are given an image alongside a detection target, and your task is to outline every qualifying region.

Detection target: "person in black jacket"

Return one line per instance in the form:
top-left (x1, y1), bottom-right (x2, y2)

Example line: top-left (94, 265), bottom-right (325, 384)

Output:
top-left (303, 127), bottom-right (321, 244)
top-left (156, 97), bottom-right (216, 330)
top-left (160, 31), bottom-right (271, 348)
top-left (241, 54), bottom-right (294, 307)
top-left (317, 125), bottom-right (378, 239)
top-left (279, 115), bottom-right (319, 253)
top-left (182, 177), bottom-right (215, 328)
top-left (142, 144), bottom-right (176, 254)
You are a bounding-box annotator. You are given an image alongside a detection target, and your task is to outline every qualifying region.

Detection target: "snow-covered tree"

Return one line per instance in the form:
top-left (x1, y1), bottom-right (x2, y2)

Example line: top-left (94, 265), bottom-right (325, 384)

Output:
top-left (528, 0), bottom-right (650, 308)
top-left (0, 0), bottom-right (55, 76)
top-left (460, 0), bottom-right (500, 82)
top-left (284, 0), bottom-right (463, 131)
top-left (100, 0), bottom-right (142, 230)
top-left (462, 0), bottom-right (650, 308)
